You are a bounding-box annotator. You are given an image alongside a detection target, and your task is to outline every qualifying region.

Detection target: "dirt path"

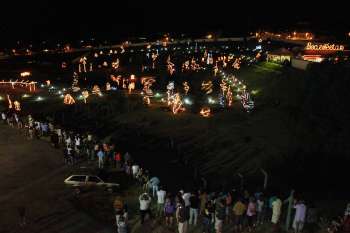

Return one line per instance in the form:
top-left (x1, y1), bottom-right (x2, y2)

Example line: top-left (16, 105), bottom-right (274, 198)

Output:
top-left (0, 124), bottom-right (113, 233)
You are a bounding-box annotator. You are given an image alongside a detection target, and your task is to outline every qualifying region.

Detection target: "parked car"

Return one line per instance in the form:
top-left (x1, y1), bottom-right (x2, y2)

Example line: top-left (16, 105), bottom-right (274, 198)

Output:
top-left (64, 175), bottom-right (119, 192)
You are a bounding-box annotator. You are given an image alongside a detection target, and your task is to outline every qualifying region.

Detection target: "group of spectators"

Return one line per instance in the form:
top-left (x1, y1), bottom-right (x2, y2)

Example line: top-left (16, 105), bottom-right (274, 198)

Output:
top-left (1, 110), bottom-right (349, 233)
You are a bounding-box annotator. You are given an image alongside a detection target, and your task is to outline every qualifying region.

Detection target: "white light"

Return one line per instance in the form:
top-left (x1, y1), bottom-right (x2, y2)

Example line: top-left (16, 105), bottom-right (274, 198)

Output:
top-left (36, 96), bottom-right (43, 101)
top-left (40, 84), bottom-right (45, 88)
top-left (60, 94), bottom-right (64, 98)
top-left (184, 98), bottom-right (192, 105)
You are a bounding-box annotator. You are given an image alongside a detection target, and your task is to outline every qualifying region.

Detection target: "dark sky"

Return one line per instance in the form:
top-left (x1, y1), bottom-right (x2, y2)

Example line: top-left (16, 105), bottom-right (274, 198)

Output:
top-left (0, 0), bottom-right (348, 45)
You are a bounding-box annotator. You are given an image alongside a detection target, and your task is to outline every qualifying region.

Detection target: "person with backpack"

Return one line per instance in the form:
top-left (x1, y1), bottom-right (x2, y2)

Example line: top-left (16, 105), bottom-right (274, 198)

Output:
top-left (164, 196), bottom-right (175, 226)
top-left (176, 199), bottom-right (188, 233)
top-left (246, 197), bottom-right (257, 232)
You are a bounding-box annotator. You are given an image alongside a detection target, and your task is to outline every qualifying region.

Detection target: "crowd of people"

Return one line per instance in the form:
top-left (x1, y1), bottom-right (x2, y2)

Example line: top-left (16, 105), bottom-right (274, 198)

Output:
top-left (1, 110), bottom-right (349, 233)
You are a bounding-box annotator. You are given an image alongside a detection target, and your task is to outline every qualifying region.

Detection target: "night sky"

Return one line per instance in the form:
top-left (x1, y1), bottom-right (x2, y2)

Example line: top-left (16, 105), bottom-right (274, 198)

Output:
top-left (0, 0), bottom-right (348, 46)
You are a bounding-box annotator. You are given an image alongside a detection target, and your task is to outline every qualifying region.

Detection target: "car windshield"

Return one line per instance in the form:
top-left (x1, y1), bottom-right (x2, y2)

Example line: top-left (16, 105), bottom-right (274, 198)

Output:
top-left (69, 176), bottom-right (86, 182)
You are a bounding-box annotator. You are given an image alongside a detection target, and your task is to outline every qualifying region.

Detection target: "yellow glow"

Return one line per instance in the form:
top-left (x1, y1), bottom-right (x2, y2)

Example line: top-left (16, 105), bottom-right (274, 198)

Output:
top-left (200, 107), bottom-right (211, 117)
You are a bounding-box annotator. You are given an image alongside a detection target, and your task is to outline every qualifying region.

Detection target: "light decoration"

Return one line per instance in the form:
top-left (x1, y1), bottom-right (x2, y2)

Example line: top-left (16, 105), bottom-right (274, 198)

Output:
top-left (112, 59), bottom-right (120, 69)
top-left (226, 86), bottom-right (233, 107)
top-left (82, 90), bottom-right (89, 103)
top-left (103, 61), bottom-right (108, 67)
top-left (151, 53), bottom-right (158, 69)
top-left (79, 56), bottom-right (87, 73)
top-left (71, 72), bottom-right (80, 92)
top-left (92, 85), bottom-right (102, 96)
top-left (240, 90), bottom-right (254, 112)
top-left (201, 81), bottom-right (213, 95)
top-left (183, 81), bottom-right (190, 95)
top-left (106, 82), bottom-right (111, 91)
top-left (20, 71), bottom-right (31, 77)
top-left (166, 55), bottom-right (175, 75)
top-left (182, 60), bottom-right (190, 72)
top-left (0, 80), bottom-right (36, 92)
top-left (172, 93), bottom-right (185, 114)
top-left (89, 63), bottom-right (93, 72)
top-left (46, 80), bottom-right (51, 86)
top-left (305, 42), bottom-right (345, 51)
top-left (111, 75), bottom-right (121, 86)
top-left (64, 94), bottom-right (75, 105)
top-left (200, 107), bottom-right (211, 117)
top-left (141, 77), bottom-right (156, 105)
top-left (120, 45), bottom-right (125, 54)
top-left (233, 58), bottom-right (241, 69)
top-left (128, 75), bottom-right (136, 93)
top-left (7, 95), bottom-right (12, 109)
top-left (213, 63), bottom-right (219, 76)
top-left (166, 81), bottom-right (175, 106)
top-left (94, 53), bottom-right (99, 58)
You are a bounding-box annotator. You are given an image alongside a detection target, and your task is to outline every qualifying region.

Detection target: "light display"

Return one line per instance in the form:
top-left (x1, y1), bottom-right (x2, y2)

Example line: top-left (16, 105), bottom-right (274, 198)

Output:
top-left (82, 90), bottom-right (89, 104)
top-left (183, 81), bottom-right (190, 95)
top-left (92, 85), bottom-right (102, 96)
top-left (64, 94), bottom-right (75, 105)
top-left (20, 71), bottom-right (31, 77)
top-left (112, 59), bottom-right (119, 69)
top-left (201, 81), bottom-right (213, 95)
top-left (172, 93), bottom-right (185, 114)
top-left (200, 107), bottom-right (211, 117)
top-left (305, 42), bottom-right (344, 51)
top-left (166, 81), bottom-right (175, 106)
top-left (106, 82), bottom-right (111, 91)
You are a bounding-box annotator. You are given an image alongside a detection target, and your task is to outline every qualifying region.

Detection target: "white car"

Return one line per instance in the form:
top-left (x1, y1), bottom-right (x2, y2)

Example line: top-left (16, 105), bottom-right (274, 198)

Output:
top-left (64, 175), bottom-right (119, 191)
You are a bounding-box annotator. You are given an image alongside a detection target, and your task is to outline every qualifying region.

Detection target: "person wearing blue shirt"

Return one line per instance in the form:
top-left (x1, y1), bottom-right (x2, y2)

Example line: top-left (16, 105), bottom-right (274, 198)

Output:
top-left (97, 149), bottom-right (105, 168)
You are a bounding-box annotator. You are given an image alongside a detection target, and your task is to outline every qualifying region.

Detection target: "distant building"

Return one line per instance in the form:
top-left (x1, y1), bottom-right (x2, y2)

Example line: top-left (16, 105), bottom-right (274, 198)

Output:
top-left (267, 48), bottom-right (293, 64)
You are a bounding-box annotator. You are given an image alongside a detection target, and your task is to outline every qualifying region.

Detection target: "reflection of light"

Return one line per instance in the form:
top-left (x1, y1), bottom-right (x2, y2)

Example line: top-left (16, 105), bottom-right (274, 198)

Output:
top-left (184, 98), bottom-right (192, 105)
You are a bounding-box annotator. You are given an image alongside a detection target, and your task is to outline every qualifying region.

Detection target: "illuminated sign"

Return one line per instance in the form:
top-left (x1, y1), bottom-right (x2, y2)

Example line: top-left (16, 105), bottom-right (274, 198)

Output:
top-left (305, 42), bottom-right (344, 51)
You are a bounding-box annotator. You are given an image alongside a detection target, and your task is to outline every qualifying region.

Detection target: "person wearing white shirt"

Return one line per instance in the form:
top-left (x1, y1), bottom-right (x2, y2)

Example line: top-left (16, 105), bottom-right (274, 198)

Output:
top-left (139, 193), bottom-right (152, 224)
top-left (132, 164), bottom-right (140, 178)
top-left (156, 187), bottom-right (166, 217)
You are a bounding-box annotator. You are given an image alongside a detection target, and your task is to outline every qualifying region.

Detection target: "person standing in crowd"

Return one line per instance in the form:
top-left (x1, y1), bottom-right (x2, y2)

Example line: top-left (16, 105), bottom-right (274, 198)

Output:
top-left (164, 195), bottom-right (175, 226)
top-left (117, 216), bottom-right (127, 233)
top-left (233, 197), bottom-right (246, 232)
top-left (202, 201), bottom-right (212, 233)
top-left (256, 195), bottom-right (265, 225)
top-left (139, 193), bottom-right (152, 224)
top-left (246, 197), bottom-right (257, 232)
top-left (132, 163), bottom-right (140, 178)
top-left (176, 199), bottom-right (188, 233)
top-left (225, 191), bottom-right (233, 224)
top-left (113, 196), bottom-right (124, 225)
top-left (182, 190), bottom-right (191, 221)
top-left (215, 198), bottom-right (226, 233)
top-left (148, 176), bottom-right (160, 197)
top-left (189, 191), bottom-right (199, 226)
top-left (114, 151), bottom-right (121, 169)
top-left (200, 190), bottom-right (208, 216)
top-left (271, 195), bottom-right (282, 231)
top-left (293, 199), bottom-right (307, 233)
top-left (97, 148), bottom-right (105, 169)
top-left (156, 186), bottom-right (166, 217)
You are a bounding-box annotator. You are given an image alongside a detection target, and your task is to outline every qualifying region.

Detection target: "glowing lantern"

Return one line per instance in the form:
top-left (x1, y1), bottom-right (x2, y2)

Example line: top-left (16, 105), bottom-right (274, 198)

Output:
top-left (64, 94), bottom-right (75, 105)
top-left (200, 107), bottom-right (211, 117)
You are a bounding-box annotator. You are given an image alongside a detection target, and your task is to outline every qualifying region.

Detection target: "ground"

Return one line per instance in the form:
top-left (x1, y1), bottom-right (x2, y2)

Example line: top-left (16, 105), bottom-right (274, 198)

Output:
top-left (0, 124), bottom-right (113, 233)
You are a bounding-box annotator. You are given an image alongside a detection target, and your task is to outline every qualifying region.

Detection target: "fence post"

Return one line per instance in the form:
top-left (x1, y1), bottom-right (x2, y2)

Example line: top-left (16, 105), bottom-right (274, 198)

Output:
top-left (285, 189), bottom-right (295, 231)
